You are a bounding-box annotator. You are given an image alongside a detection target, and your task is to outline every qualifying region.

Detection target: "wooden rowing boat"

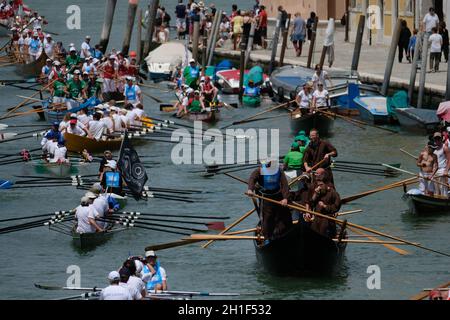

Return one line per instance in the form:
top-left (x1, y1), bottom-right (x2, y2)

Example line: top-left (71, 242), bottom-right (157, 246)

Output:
top-left (289, 108), bottom-right (337, 137)
top-left (16, 51), bottom-right (48, 78)
top-left (64, 132), bottom-right (123, 154)
top-left (402, 188), bottom-right (450, 215)
top-left (410, 280), bottom-right (450, 300)
top-left (182, 108), bottom-right (220, 124)
top-left (254, 217), bottom-right (347, 276)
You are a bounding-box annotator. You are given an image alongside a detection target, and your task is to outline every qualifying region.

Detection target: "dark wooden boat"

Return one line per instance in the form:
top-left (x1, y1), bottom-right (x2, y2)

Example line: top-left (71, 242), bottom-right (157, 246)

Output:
top-left (182, 108), bottom-right (219, 124)
top-left (395, 108), bottom-right (440, 135)
top-left (289, 108), bottom-right (337, 136)
top-left (254, 219), bottom-right (347, 276)
top-left (64, 132), bottom-right (123, 153)
top-left (402, 189), bottom-right (450, 215)
top-left (16, 51), bottom-right (48, 78)
top-left (71, 230), bottom-right (115, 250)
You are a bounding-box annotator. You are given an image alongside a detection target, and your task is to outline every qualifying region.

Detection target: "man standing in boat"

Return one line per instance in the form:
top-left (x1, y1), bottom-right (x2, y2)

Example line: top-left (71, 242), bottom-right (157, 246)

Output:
top-left (431, 132), bottom-right (450, 196)
top-left (183, 58), bottom-right (200, 90)
top-left (65, 70), bottom-right (87, 110)
top-left (247, 157), bottom-right (292, 242)
top-left (417, 142), bottom-right (438, 196)
top-left (142, 250), bottom-right (168, 292)
top-left (75, 196), bottom-right (103, 234)
top-left (303, 129), bottom-right (337, 183)
top-left (124, 76), bottom-right (142, 107)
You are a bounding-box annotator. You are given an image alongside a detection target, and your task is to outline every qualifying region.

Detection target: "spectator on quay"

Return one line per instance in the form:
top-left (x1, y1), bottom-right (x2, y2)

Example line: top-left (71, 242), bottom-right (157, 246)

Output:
top-left (279, 6), bottom-right (288, 32)
top-left (439, 21), bottom-right (449, 63)
top-left (429, 27), bottom-right (443, 72)
top-left (291, 12), bottom-right (306, 57)
top-left (408, 29), bottom-right (418, 62)
top-left (306, 12), bottom-right (317, 42)
top-left (258, 5), bottom-right (268, 49)
top-left (175, 0), bottom-right (187, 40)
top-left (423, 7), bottom-right (439, 34)
top-left (398, 20), bottom-right (412, 63)
top-left (232, 10), bottom-right (243, 50)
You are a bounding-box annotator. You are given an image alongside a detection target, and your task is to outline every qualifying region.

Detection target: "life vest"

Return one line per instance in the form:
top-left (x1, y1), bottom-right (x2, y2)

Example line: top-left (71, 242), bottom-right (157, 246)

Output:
top-left (105, 171), bottom-right (120, 188)
top-left (124, 84), bottom-right (138, 101)
top-left (202, 82), bottom-right (213, 92)
top-left (244, 86), bottom-right (260, 97)
top-left (103, 63), bottom-right (115, 79)
top-left (29, 39), bottom-right (40, 52)
top-left (261, 164), bottom-right (281, 192)
top-left (143, 263), bottom-right (163, 290)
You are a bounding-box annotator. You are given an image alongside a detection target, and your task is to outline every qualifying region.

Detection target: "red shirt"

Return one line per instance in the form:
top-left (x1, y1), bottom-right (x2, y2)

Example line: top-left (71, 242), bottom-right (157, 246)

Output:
top-left (259, 10), bottom-right (268, 28)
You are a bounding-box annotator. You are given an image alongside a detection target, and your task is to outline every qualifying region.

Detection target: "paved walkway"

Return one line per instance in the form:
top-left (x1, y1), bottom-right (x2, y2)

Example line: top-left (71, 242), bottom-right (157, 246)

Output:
top-left (214, 26), bottom-right (449, 97)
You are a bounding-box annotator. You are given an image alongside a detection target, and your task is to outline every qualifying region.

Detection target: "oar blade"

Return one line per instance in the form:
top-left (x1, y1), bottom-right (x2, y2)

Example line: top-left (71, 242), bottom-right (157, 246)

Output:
top-left (207, 222), bottom-right (226, 231)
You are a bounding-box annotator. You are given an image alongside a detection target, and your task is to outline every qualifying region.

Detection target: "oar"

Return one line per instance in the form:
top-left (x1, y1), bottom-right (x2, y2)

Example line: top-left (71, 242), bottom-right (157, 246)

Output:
top-left (0, 210), bottom-right (74, 223)
top-left (202, 208), bottom-right (256, 249)
top-left (382, 163), bottom-right (450, 189)
top-left (341, 177), bottom-right (418, 204)
top-left (119, 211), bottom-right (229, 220)
top-left (0, 132), bottom-right (44, 144)
top-left (101, 216), bottom-right (208, 233)
top-left (348, 226), bottom-right (410, 255)
top-left (220, 100), bottom-right (294, 129)
top-left (142, 91), bottom-right (163, 103)
top-left (400, 148), bottom-right (419, 160)
top-left (289, 157), bottom-right (329, 187)
top-left (319, 110), bottom-right (399, 133)
top-left (0, 124), bottom-right (48, 130)
top-left (249, 193), bottom-right (450, 257)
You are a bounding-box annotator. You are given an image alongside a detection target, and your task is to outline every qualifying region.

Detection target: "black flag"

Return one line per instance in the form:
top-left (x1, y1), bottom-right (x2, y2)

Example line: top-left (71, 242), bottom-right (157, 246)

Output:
top-left (118, 132), bottom-right (148, 199)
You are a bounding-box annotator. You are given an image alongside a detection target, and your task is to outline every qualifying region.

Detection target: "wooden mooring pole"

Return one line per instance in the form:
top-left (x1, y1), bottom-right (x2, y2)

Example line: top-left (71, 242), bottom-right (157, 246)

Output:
top-left (279, 14), bottom-right (291, 67)
top-left (351, 15), bottom-right (365, 74)
top-left (269, 12), bottom-right (283, 74)
top-left (238, 43), bottom-right (246, 102)
top-left (136, 9), bottom-right (143, 64)
top-left (192, 21), bottom-right (200, 62)
top-left (307, 16), bottom-right (319, 69)
top-left (417, 33), bottom-right (430, 109)
top-left (99, 0), bottom-right (118, 54)
top-left (381, 19), bottom-right (402, 96)
top-left (143, 0), bottom-right (159, 57)
top-left (122, 0), bottom-right (139, 55)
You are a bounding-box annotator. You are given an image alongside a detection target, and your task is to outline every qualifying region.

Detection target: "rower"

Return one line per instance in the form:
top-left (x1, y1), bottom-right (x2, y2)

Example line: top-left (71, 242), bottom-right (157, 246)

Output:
top-left (183, 58), bottom-right (200, 90)
top-left (311, 64), bottom-right (333, 90)
top-left (176, 87), bottom-right (192, 117)
top-left (101, 109), bottom-right (115, 134)
top-left (80, 35), bottom-right (92, 60)
top-left (66, 46), bottom-right (82, 74)
top-left (111, 107), bottom-right (126, 132)
top-left (50, 139), bottom-right (69, 164)
top-left (188, 90), bottom-right (206, 113)
top-left (124, 259), bottom-right (147, 299)
top-left (247, 157), bottom-right (292, 241)
top-left (84, 191), bottom-right (108, 227)
top-left (294, 130), bottom-right (310, 146)
top-left (77, 108), bottom-right (91, 127)
top-left (312, 82), bottom-right (330, 110)
top-left (101, 160), bottom-right (124, 196)
top-left (40, 58), bottom-right (53, 83)
top-left (303, 129), bottom-right (337, 184)
top-left (101, 55), bottom-right (118, 95)
top-left (432, 132), bottom-right (450, 197)
top-left (200, 76), bottom-right (219, 106)
top-left (118, 267), bottom-right (143, 300)
top-left (126, 103), bottom-right (145, 128)
top-left (51, 72), bottom-right (67, 106)
top-left (82, 57), bottom-right (97, 75)
top-left (99, 150), bottom-right (114, 178)
top-left (88, 112), bottom-right (108, 140)
top-left (243, 79), bottom-right (261, 100)
top-left (142, 250), bottom-right (168, 292)
top-left (284, 142), bottom-right (305, 172)
top-left (295, 82), bottom-right (313, 114)
top-left (304, 169), bottom-right (341, 238)
top-left (66, 70), bottom-right (87, 110)
top-left (99, 271), bottom-right (132, 300)
top-left (90, 182), bottom-right (121, 213)
top-left (63, 117), bottom-right (90, 137)
top-left (417, 142), bottom-right (438, 196)
top-left (124, 76), bottom-right (142, 106)
top-left (44, 34), bottom-right (55, 59)
top-left (48, 61), bottom-right (63, 82)
top-left (41, 122), bottom-right (62, 149)
top-left (74, 196), bottom-right (103, 234)
top-left (28, 31), bottom-right (41, 62)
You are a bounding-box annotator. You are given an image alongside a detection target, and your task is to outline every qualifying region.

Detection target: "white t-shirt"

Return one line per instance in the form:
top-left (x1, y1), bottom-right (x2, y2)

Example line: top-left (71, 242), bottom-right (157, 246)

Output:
top-left (99, 285), bottom-right (132, 300)
top-left (43, 140), bottom-right (57, 155)
top-left (311, 71), bottom-right (328, 89)
top-left (119, 282), bottom-right (142, 300)
top-left (127, 276), bottom-right (146, 296)
top-left (93, 196), bottom-right (108, 217)
top-left (429, 33), bottom-right (443, 53)
top-left (101, 117), bottom-right (114, 132)
top-left (44, 40), bottom-right (54, 57)
top-left (77, 114), bottom-right (91, 126)
top-left (66, 124), bottom-right (86, 136)
top-left (80, 41), bottom-right (91, 59)
top-left (423, 13), bottom-right (439, 33)
top-left (88, 120), bottom-right (107, 140)
top-left (313, 89), bottom-right (329, 107)
top-left (112, 114), bottom-right (125, 132)
top-left (120, 114), bottom-right (130, 128)
top-left (75, 205), bottom-right (97, 233)
top-left (51, 146), bottom-right (67, 163)
top-left (297, 90), bottom-right (312, 108)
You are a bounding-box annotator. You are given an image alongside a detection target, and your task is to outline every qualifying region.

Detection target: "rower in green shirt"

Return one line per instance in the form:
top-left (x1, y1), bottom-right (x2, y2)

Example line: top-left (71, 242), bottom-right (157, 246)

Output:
top-left (188, 90), bottom-right (206, 113)
top-left (51, 74), bottom-right (67, 105)
top-left (86, 74), bottom-right (101, 98)
top-left (66, 70), bottom-right (87, 109)
top-left (66, 47), bottom-right (82, 74)
top-left (284, 142), bottom-right (306, 171)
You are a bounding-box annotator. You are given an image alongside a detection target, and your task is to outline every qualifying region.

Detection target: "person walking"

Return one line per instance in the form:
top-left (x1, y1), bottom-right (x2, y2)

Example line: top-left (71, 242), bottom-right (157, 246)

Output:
top-left (291, 12), bottom-right (306, 57)
top-left (439, 21), bottom-right (449, 63)
top-left (408, 29), bottom-right (418, 62)
top-left (306, 12), bottom-right (316, 42)
top-left (398, 20), bottom-right (411, 63)
top-left (429, 27), bottom-right (443, 72)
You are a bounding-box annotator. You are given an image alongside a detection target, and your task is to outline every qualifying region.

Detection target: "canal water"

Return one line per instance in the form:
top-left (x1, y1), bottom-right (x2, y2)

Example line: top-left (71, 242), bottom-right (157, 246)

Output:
top-left (0, 0), bottom-right (448, 299)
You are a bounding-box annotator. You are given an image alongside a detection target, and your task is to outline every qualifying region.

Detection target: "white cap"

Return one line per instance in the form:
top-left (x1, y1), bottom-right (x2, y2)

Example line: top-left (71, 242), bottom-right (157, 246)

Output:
top-left (46, 58), bottom-right (52, 62)
top-left (81, 196), bottom-right (90, 204)
top-left (85, 191), bottom-right (98, 199)
top-left (53, 61), bottom-right (61, 66)
top-left (105, 160), bottom-right (117, 170)
top-left (189, 58), bottom-right (196, 63)
top-left (200, 76), bottom-right (205, 82)
top-left (85, 35), bottom-right (91, 39)
top-left (33, 32), bottom-right (38, 36)
top-left (126, 76), bottom-right (135, 81)
top-left (186, 88), bottom-right (194, 94)
top-left (108, 271), bottom-right (120, 281)
top-left (46, 34), bottom-right (52, 38)
top-left (92, 58), bottom-right (99, 64)
top-left (73, 70), bottom-right (81, 75)
top-left (90, 182), bottom-right (103, 194)
top-left (69, 47), bottom-right (76, 52)
top-left (145, 250), bottom-right (157, 258)
top-left (109, 55), bottom-right (117, 60)
top-left (70, 113), bottom-right (77, 118)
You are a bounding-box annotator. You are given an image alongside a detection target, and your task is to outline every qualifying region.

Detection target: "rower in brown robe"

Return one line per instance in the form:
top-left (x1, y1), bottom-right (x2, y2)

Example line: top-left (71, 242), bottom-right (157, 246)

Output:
top-left (303, 129), bottom-right (337, 183)
top-left (304, 168), bottom-right (341, 238)
top-left (247, 158), bottom-right (292, 241)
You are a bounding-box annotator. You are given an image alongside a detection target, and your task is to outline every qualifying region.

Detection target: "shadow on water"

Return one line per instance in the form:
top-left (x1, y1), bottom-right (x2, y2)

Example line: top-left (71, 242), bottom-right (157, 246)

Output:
top-left (400, 210), bottom-right (450, 230)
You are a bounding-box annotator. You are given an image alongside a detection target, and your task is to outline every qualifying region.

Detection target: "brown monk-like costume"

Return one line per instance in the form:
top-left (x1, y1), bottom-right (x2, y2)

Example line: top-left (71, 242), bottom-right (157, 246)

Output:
top-left (305, 168), bottom-right (341, 238)
top-left (303, 129), bottom-right (337, 183)
top-left (247, 164), bottom-right (292, 241)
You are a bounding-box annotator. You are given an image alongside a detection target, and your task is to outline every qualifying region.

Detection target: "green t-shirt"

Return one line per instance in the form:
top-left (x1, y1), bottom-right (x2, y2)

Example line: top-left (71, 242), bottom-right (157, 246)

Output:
top-left (183, 66), bottom-right (200, 87)
top-left (284, 150), bottom-right (305, 170)
top-left (87, 81), bottom-right (101, 98)
top-left (66, 55), bottom-right (82, 72)
top-left (188, 99), bottom-right (202, 113)
top-left (67, 79), bottom-right (86, 99)
top-left (53, 80), bottom-right (66, 97)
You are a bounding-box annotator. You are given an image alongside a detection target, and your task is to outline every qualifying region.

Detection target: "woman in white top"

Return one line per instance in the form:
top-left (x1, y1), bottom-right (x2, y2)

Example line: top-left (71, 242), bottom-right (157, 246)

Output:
top-left (312, 83), bottom-right (330, 109)
top-left (296, 84), bottom-right (313, 111)
top-left (311, 64), bottom-right (332, 90)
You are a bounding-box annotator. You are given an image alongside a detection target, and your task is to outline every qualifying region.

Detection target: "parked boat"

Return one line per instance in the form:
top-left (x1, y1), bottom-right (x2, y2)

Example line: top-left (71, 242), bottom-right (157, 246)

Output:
top-left (216, 67), bottom-right (270, 95)
top-left (289, 107), bottom-right (337, 136)
top-left (254, 219), bottom-right (347, 275)
top-left (395, 108), bottom-right (441, 134)
top-left (402, 188), bottom-right (450, 215)
top-left (144, 42), bottom-right (192, 82)
top-left (16, 51), bottom-right (48, 78)
top-left (353, 96), bottom-right (390, 124)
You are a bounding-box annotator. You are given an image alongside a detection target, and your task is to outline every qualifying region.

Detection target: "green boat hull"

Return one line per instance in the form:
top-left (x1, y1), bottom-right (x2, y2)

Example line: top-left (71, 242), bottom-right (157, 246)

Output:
top-left (243, 95), bottom-right (261, 107)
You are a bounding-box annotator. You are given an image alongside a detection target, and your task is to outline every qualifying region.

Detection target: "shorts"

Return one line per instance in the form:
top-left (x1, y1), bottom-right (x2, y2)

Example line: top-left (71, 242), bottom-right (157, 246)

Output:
top-left (259, 27), bottom-right (267, 38)
top-left (419, 172), bottom-right (434, 193)
top-left (176, 18), bottom-right (186, 30)
top-left (102, 78), bottom-right (116, 93)
top-left (291, 33), bottom-right (305, 42)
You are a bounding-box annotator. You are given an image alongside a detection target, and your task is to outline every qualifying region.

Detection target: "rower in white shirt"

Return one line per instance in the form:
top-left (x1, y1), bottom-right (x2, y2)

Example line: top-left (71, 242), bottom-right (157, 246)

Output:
top-left (75, 196), bottom-right (103, 234)
top-left (80, 35), bottom-right (92, 59)
top-left (312, 83), bottom-right (330, 109)
top-left (50, 140), bottom-right (69, 164)
top-left (111, 107), bottom-right (126, 132)
top-left (88, 112), bottom-right (109, 140)
top-left (100, 271), bottom-right (132, 301)
top-left (44, 34), bottom-right (55, 58)
top-left (101, 109), bottom-right (115, 133)
top-left (63, 118), bottom-right (90, 137)
top-left (118, 267), bottom-right (143, 300)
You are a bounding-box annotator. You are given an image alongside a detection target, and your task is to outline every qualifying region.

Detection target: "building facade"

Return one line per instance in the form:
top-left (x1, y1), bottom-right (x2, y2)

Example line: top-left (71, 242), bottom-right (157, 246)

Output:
top-left (260, 0), bottom-right (347, 20)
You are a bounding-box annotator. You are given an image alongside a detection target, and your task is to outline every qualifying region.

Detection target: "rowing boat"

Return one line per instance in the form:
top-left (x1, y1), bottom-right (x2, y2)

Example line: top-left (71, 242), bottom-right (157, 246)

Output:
top-left (402, 188), bottom-right (450, 215)
top-left (182, 108), bottom-right (220, 124)
top-left (71, 228), bottom-right (124, 250)
top-left (254, 217), bottom-right (347, 276)
top-left (32, 160), bottom-right (76, 177)
top-left (394, 108), bottom-right (440, 135)
top-left (16, 51), bottom-right (48, 78)
top-left (289, 108), bottom-right (337, 137)
top-left (64, 132), bottom-right (123, 154)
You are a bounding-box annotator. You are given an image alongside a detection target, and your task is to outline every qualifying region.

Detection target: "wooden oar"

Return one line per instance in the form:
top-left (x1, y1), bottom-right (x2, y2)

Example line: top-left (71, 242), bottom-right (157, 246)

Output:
top-left (189, 235), bottom-right (260, 241)
top-left (341, 177), bottom-right (418, 204)
top-left (221, 100), bottom-right (294, 129)
top-left (348, 226), bottom-right (410, 255)
top-left (332, 239), bottom-right (419, 245)
top-left (249, 193), bottom-right (450, 257)
top-left (202, 208), bottom-right (256, 249)
top-left (400, 148), bottom-right (419, 160)
top-left (288, 157), bottom-right (329, 187)
top-left (383, 163), bottom-right (450, 189)
top-left (337, 209), bottom-right (363, 216)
